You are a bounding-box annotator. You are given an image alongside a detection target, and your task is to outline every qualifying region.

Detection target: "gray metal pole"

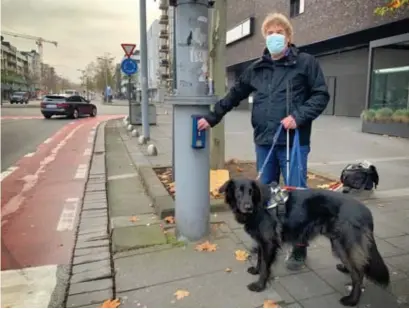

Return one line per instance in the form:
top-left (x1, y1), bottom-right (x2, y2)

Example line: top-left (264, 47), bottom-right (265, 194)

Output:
top-left (128, 76), bottom-right (132, 120)
top-left (172, 6), bottom-right (177, 183)
top-left (139, 0), bottom-right (150, 140)
top-left (167, 0), bottom-right (216, 241)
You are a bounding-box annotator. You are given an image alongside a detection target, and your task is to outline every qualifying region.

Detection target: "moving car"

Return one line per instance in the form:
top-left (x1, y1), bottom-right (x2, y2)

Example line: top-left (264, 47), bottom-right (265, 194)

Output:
top-left (10, 91), bottom-right (29, 104)
top-left (41, 94), bottom-right (97, 119)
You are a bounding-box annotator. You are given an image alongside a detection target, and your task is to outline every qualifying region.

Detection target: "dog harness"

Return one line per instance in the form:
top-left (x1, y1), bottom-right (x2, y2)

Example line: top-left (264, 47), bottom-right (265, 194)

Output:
top-left (266, 185), bottom-right (289, 218)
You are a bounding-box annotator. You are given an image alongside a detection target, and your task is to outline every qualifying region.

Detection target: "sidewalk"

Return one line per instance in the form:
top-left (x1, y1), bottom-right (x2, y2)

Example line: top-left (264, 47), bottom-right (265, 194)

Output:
top-left (64, 110), bottom-right (409, 308)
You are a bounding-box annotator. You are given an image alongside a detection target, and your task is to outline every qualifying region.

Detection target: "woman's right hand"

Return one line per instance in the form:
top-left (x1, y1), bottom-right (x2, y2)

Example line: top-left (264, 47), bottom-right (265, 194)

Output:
top-left (197, 118), bottom-right (210, 131)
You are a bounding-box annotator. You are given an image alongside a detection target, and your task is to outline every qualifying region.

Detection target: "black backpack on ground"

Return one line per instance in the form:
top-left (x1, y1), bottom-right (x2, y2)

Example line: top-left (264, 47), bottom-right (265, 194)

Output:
top-left (340, 161), bottom-right (379, 193)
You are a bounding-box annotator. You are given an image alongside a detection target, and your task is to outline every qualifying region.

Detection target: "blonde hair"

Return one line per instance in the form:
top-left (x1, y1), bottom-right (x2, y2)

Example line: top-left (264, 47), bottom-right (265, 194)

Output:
top-left (261, 13), bottom-right (294, 42)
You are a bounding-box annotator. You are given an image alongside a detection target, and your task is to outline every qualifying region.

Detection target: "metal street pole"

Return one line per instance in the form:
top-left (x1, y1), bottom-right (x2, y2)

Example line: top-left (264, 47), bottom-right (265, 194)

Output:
top-left (128, 75), bottom-right (132, 117)
top-left (167, 0), bottom-right (217, 241)
top-left (139, 0), bottom-right (150, 140)
top-left (172, 6), bottom-right (177, 183)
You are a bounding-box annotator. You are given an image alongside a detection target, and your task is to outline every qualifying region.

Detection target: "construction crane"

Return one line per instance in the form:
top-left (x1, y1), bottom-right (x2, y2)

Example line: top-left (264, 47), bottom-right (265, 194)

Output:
top-left (1, 30), bottom-right (58, 92)
top-left (1, 30), bottom-right (58, 63)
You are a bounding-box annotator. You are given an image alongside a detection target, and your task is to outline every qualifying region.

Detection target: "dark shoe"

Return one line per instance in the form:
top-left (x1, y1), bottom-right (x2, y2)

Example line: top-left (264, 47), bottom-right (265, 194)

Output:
top-left (286, 246), bottom-right (307, 271)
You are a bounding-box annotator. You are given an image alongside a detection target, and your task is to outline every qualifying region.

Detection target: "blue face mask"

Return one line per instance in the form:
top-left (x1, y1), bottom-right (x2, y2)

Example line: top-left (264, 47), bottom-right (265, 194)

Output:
top-left (266, 34), bottom-right (287, 55)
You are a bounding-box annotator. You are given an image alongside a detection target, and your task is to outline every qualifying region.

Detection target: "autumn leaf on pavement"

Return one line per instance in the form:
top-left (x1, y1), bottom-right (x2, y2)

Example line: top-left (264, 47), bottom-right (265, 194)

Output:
top-left (174, 289), bottom-right (190, 300)
top-left (195, 241), bottom-right (217, 252)
top-left (227, 158), bottom-right (238, 165)
top-left (317, 183), bottom-right (330, 189)
top-left (225, 267), bottom-right (232, 273)
top-left (164, 216), bottom-right (175, 224)
top-left (100, 298), bottom-right (120, 308)
top-left (235, 249), bottom-right (249, 261)
top-left (307, 174), bottom-right (316, 180)
top-left (263, 300), bottom-right (279, 308)
top-left (236, 166), bottom-right (243, 172)
top-left (168, 182), bottom-right (175, 193)
top-left (129, 216), bottom-right (139, 222)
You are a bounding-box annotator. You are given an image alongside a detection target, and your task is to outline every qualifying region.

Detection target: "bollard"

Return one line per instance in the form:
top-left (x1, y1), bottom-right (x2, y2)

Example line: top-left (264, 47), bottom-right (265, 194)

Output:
top-left (147, 144), bottom-right (158, 156)
top-left (166, 0), bottom-right (217, 241)
top-left (138, 135), bottom-right (147, 145)
top-left (131, 129), bottom-right (139, 137)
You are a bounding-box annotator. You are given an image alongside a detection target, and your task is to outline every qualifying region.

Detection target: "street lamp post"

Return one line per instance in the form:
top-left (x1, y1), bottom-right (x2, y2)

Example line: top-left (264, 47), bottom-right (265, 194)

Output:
top-left (97, 53), bottom-right (114, 102)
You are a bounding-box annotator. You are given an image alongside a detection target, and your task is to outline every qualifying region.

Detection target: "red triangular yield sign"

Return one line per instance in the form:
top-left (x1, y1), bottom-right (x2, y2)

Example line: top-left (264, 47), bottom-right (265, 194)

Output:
top-left (121, 43), bottom-right (136, 57)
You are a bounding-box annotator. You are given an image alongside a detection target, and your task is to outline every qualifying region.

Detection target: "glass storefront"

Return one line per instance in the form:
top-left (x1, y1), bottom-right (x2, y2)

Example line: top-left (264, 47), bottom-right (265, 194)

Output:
top-left (370, 65), bottom-right (409, 110)
top-left (369, 41), bottom-right (409, 110)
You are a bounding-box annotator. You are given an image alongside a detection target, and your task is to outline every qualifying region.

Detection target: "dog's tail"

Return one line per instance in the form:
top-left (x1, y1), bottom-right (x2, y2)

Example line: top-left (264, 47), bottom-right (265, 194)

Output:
top-left (365, 239), bottom-right (390, 286)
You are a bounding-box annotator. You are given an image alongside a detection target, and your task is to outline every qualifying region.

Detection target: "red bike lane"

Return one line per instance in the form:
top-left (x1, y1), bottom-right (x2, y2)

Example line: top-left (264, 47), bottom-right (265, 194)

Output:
top-left (1, 115), bottom-right (123, 270)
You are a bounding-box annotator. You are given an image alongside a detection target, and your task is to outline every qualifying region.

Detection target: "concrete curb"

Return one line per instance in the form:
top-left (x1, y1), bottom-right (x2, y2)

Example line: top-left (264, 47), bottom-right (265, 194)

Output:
top-left (64, 121), bottom-right (116, 308)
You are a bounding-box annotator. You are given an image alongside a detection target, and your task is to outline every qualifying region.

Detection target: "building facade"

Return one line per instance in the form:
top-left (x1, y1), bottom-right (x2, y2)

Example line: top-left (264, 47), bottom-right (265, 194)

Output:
top-left (224, 0), bottom-right (409, 116)
top-left (1, 38), bottom-right (29, 99)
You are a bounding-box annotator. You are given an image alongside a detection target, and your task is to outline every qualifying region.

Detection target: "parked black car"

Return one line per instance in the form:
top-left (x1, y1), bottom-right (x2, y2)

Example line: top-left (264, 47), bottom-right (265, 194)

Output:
top-left (10, 91), bottom-right (29, 104)
top-left (41, 95), bottom-right (97, 119)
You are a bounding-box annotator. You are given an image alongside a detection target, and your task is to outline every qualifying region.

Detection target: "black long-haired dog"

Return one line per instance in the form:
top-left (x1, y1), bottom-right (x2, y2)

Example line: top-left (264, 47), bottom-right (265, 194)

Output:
top-left (219, 178), bottom-right (390, 307)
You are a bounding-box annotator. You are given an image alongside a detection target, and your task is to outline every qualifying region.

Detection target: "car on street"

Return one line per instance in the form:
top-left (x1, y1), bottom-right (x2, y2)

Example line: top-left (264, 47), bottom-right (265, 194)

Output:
top-left (40, 94), bottom-right (97, 119)
top-left (10, 91), bottom-right (30, 104)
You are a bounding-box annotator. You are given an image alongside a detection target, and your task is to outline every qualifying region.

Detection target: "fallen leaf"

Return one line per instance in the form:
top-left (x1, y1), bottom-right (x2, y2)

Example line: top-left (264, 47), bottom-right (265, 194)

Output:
top-left (227, 158), bottom-right (238, 164)
top-left (174, 289), bottom-right (190, 300)
top-left (263, 300), bottom-right (279, 308)
top-left (195, 241), bottom-right (217, 252)
top-left (236, 166), bottom-right (244, 172)
top-left (100, 299), bottom-right (121, 308)
top-left (129, 216), bottom-right (139, 222)
top-left (164, 216), bottom-right (175, 224)
top-left (235, 249), bottom-right (249, 261)
top-left (317, 183), bottom-right (330, 189)
top-left (307, 174), bottom-right (316, 180)
top-left (168, 182), bottom-right (175, 193)
top-left (225, 267), bottom-right (232, 273)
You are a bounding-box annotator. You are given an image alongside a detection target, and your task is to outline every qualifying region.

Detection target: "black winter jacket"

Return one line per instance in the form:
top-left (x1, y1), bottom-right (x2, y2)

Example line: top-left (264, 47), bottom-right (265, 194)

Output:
top-left (204, 45), bottom-right (330, 146)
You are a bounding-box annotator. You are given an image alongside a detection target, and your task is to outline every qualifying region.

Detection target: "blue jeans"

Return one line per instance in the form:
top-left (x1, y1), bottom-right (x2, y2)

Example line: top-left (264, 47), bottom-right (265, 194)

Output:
top-left (255, 145), bottom-right (310, 188)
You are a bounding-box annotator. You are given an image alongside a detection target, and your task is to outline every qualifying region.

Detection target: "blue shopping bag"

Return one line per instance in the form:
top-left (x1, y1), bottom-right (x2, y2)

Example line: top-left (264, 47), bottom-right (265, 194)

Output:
top-left (287, 129), bottom-right (304, 188)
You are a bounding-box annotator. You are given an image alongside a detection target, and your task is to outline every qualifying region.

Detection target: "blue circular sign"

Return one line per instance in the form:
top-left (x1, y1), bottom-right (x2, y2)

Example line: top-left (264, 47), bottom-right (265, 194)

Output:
top-left (121, 58), bottom-right (138, 75)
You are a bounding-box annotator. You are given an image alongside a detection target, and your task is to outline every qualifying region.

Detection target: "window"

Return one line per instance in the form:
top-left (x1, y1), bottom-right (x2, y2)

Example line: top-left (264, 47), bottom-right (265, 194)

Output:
top-left (290, 0), bottom-right (305, 18)
top-left (370, 65), bottom-right (409, 110)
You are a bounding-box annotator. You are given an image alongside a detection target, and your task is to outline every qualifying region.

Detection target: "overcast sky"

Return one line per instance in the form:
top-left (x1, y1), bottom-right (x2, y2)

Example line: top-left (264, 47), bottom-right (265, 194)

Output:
top-left (1, 0), bottom-right (160, 82)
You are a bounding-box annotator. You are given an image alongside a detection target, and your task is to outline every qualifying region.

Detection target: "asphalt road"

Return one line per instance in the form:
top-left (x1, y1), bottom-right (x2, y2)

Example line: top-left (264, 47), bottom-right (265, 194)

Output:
top-left (1, 100), bottom-right (127, 172)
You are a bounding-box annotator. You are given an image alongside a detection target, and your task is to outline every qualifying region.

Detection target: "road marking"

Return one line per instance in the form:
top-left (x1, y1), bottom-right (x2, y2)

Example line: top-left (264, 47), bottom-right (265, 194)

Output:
top-left (1, 125), bottom-right (84, 222)
top-left (43, 138), bottom-right (52, 144)
top-left (1, 264), bottom-right (58, 308)
top-left (24, 152), bottom-right (35, 158)
top-left (1, 167), bottom-right (19, 182)
top-left (83, 148), bottom-right (92, 156)
top-left (56, 198), bottom-right (79, 231)
top-left (87, 130), bottom-right (96, 143)
top-left (74, 164), bottom-right (88, 179)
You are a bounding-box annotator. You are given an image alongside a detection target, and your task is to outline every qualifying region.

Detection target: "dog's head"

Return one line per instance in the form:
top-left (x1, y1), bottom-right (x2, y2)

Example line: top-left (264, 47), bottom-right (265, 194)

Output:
top-left (218, 178), bottom-right (267, 223)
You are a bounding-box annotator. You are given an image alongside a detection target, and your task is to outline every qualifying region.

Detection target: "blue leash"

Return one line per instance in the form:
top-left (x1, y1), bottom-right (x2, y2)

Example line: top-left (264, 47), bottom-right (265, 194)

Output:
top-left (256, 124), bottom-right (283, 181)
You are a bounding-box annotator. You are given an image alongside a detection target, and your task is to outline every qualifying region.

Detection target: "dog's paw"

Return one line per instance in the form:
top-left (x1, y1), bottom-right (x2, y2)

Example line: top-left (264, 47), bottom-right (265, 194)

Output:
top-left (247, 266), bottom-right (259, 275)
top-left (336, 264), bottom-right (350, 274)
top-left (247, 281), bottom-right (266, 292)
top-left (339, 295), bottom-right (359, 307)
